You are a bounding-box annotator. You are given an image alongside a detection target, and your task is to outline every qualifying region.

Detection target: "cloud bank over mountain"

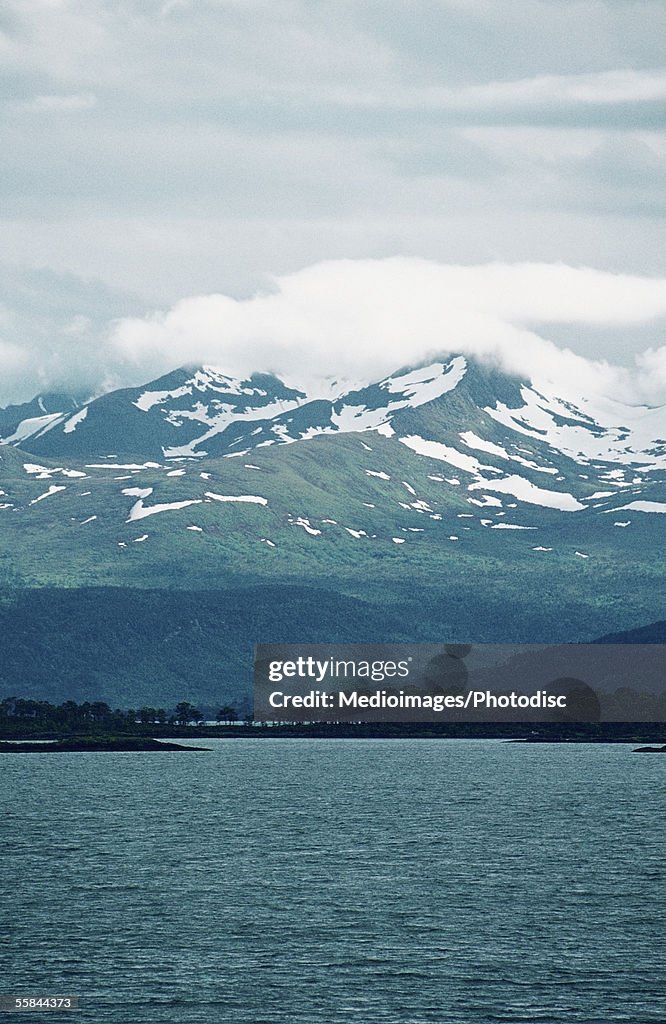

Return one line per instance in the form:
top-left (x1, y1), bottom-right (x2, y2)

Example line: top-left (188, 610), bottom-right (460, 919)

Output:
top-left (1, 259), bottom-right (665, 407)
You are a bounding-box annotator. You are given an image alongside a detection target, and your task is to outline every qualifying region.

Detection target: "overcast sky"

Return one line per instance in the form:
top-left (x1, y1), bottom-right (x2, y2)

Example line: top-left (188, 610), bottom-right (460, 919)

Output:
top-left (1, 0), bottom-right (665, 404)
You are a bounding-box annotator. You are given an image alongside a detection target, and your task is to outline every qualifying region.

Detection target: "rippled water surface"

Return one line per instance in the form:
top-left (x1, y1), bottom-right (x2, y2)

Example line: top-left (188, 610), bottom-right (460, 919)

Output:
top-left (2, 740), bottom-right (664, 1023)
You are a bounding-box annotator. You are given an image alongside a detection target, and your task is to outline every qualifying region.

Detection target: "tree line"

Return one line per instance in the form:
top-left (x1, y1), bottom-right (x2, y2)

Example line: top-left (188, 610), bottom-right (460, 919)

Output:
top-left (0, 697), bottom-right (241, 736)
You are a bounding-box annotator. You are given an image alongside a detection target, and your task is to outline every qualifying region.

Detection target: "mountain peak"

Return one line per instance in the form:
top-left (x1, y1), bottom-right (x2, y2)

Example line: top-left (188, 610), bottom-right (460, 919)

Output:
top-left (1, 357), bottom-right (664, 478)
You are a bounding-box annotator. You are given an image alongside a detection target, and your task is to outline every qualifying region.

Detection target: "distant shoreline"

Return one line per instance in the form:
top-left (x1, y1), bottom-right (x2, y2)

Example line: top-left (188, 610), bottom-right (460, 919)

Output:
top-left (2, 723), bottom-right (665, 749)
top-left (0, 737), bottom-right (210, 753)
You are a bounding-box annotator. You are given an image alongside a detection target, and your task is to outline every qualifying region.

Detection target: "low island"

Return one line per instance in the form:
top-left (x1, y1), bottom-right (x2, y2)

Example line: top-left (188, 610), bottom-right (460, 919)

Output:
top-left (0, 737), bottom-right (210, 753)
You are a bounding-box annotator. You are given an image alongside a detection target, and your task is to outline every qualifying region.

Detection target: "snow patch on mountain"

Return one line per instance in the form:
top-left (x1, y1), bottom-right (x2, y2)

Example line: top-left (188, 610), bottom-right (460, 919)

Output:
top-left (468, 495), bottom-right (503, 508)
top-left (122, 487), bottom-right (153, 499)
top-left (332, 405), bottom-right (390, 432)
top-left (385, 359), bottom-right (466, 402)
top-left (88, 463), bottom-right (160, 470)
top-left (5, 414), bottom-right (63, 444)
top-left (127, 497), bottom-right (202, 522)
top-left (459, 431), bottom-right (558, 475)
top-left (491, 523), bottom-right (537, 530)
top-left (29, 485), bottom-right (66, 504)
top-left (205, 492), bottom-right (268, 506)
top-left (24, 463), bottom-right (86, 480)
top-left (289, 516), bottom-right (321, 536)
top-left (63, 408), bottom-right (88, 433)
top-left (604, 501), bottom-right (666, 513)
top-left (122, 484), bottom-right (203, 521)
top-left (468, 476), bottom-right (585, 511)
top-left (134, 384), bottom-right (194, 412)
top-left (399, 436), bottom-right (498, 476)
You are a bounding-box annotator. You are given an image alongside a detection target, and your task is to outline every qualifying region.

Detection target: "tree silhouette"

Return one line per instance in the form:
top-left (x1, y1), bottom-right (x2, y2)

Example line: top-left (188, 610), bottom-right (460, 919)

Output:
top-left (174, 701), bottom-right (203, 725)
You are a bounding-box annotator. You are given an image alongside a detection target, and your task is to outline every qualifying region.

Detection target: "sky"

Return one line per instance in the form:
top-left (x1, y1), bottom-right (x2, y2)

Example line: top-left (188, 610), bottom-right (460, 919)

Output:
top-left (1, 0), bottom-right (665, 405)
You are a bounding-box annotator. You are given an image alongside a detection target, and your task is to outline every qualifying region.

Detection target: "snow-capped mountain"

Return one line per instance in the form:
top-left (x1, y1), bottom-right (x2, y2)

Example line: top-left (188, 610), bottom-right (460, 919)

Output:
top-left (1, 355), bottom-right (664, 702)
top-left (3, 356), bottom-right (665, 474)
top-left (0, 368), bottom-right (307, 460)
top-left (1, 355), bottom-right (664, 563)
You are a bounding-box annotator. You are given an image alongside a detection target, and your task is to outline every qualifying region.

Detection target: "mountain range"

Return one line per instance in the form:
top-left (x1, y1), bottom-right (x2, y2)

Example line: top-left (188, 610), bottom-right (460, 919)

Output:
top-left (1, 355), bottom-right (664, 706)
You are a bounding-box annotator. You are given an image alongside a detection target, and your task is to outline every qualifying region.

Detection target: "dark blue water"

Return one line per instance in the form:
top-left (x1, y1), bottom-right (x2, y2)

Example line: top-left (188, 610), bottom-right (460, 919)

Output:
top-left (2, 740), bottom-right (664, 1023)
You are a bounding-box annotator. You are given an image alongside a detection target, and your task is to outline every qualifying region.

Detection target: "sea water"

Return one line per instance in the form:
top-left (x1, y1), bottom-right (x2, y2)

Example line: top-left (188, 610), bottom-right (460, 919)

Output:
top-left (2, 739), bottom-right (664, 1023)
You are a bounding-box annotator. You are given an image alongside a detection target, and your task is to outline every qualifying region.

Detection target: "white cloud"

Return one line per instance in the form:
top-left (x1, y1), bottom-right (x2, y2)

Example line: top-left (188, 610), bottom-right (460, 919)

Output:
top-left (459, 69), bottom-right (666, 108)
top-left (321, 69), bottom-right (666, 113)
top-left (0, 338), bottom-right (29, 376)
top-left (25, 93), bottom-right (97, 112)
top-left (109, 258), bottom-right (666, 402)
top-left (635, 346), bottom-right (666, 402)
